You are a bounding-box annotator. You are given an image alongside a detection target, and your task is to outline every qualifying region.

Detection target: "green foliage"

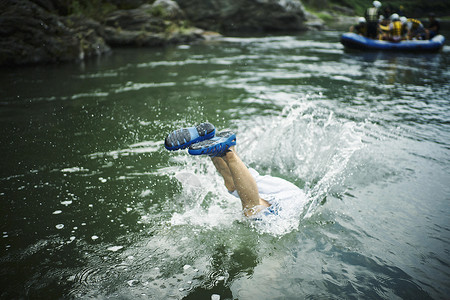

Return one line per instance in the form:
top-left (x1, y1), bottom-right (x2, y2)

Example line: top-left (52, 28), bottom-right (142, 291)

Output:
top-left (68, 0), bottom-right (117, 20)
top-left (303, 0), bottom-right (450, 17)
top-left (302, 0), bottom-right (328, 9)
top-left (315, 11), bottom-right (334, 22)
top-left (329, 0), bottom-right (450, 17)
top-left (147, 4), bottom-right (168, 18)
top-left (329, 0), bottom-right (367, 15)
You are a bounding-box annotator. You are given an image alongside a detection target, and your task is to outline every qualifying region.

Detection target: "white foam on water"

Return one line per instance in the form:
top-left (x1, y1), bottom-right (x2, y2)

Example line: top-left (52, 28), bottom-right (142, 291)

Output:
top-left (171, 201), bottom-right (241, 228)
top-left (161, 99), bottom-right (365, 237)
top-left (114, 82), bottom-right (176, 93)
top-left (238, 99), bottom-right (365, 221)
top-left (168, 163), bottom-right (243, 229)
top-left (60, 167), bottom-right (88, 173)
top-left (88, 140), bottom-right (163, 159)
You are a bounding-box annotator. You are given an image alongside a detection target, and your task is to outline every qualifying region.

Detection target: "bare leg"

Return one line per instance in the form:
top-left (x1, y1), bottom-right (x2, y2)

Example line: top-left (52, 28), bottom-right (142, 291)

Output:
top-left (212, 157), bottom-right (235, 192)
top-left (211, 147), bottom-right (270, 217)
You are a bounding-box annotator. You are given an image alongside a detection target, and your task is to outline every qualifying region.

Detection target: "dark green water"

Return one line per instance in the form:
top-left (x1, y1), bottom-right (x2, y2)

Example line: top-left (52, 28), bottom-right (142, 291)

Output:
top-left (1, 29), bottom-right (449, 299)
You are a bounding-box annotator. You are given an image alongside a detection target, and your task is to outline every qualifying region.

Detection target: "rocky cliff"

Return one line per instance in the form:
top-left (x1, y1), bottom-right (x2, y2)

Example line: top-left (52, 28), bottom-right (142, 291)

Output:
top-left (0, 0), bottom-right (310, 66)
top-left (175, 0), bottom-right (307, 32)
top-left (0, 0), bottom-right (110, 65)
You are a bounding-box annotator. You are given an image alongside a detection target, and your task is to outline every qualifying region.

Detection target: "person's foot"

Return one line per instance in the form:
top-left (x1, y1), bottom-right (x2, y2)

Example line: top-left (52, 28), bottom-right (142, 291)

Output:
top-left (165, 122), bottom-right (215, 151)
top-left (188, 131), bottom-right (236, 157)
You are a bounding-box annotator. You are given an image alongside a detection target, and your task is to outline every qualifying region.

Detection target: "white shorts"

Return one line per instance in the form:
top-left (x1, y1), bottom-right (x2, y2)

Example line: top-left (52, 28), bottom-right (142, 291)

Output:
top-left (229, 168), bottom-right (306, 217)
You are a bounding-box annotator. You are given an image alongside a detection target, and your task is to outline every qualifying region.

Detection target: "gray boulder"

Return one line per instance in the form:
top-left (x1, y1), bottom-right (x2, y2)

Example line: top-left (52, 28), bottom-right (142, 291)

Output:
top-left (0, 0), bottom-right (204, 65)
top-left (0, 0), bottom-right (110, 66)
top-left (152, 0), bottom-right (186, 20)
top-left (103, 2), bottom-right (204, 47)
top-left (175, 0), bottom-right (307, 32)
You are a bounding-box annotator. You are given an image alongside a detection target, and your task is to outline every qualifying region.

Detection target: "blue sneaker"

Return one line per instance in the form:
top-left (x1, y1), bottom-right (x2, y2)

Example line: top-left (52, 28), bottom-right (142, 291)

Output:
top-left (188, 131), bottom-right (236, 157)
top-left (165, 122), bottom-right (215, 151)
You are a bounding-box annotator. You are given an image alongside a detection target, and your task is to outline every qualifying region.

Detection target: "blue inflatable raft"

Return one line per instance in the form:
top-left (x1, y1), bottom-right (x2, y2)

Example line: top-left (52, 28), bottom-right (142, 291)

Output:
top-left (340, 32), bottom-right (445, 52)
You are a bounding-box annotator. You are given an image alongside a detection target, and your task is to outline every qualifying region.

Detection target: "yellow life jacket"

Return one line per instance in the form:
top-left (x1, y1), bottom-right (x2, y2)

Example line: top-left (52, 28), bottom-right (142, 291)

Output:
top-left (391, 21), bottom-right (402, 36)
top-left (379, 24), bottom-right (390, 32)
top-left (408, 18), bottom-right (422, 30)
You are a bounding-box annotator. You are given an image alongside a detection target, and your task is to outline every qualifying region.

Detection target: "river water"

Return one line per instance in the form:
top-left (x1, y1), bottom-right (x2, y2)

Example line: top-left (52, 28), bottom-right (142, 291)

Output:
top-left (1, 28), bottom-right (449, 299)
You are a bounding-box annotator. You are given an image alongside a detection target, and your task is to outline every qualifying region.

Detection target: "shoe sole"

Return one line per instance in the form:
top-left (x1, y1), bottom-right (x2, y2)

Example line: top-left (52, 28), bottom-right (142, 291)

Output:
top-left (165, 123), bottom-right (215, 151)
top-left (188, 131), bottom-right (236, 156)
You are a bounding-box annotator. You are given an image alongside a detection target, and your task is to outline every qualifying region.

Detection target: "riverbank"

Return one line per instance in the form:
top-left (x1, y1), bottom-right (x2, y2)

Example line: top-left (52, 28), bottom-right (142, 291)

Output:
top-left (0, 0), bottom-right (213, 66)
top-left (1, 0), bottom-right (448, 66)
top-left (0, 0), bottom-right (312, 66)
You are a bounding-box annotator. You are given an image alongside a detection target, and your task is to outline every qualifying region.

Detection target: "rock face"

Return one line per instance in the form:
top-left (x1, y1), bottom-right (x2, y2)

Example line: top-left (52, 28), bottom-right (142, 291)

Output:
top-left (103, 2), bottom-right (203, 47)
top-left (0, 0), bottom-right (205, 66)
top-left (0, 0), bottom-right (110, 65)
top-left (175, 0), bottom-right (307, 32)
top-left (0, 0), bottom-right (310, 66)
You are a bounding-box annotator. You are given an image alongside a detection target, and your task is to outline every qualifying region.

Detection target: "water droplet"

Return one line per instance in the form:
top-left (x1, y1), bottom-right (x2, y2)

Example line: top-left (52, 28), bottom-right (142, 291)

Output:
top-left (107, 246), bottom-right (123, 252)
top-left (56, 224), bottom-right (64, 229)
top-left (127, 280), bottom-right (138, 287)
top-left (91, 235), bottom-right (99, 240)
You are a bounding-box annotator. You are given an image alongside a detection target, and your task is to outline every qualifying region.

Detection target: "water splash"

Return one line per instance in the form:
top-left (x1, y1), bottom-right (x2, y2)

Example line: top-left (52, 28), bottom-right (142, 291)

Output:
top-left (238, 99), bottom-right (365, 220)
top-left (167, 159), bottom-right (243, 228)
top-left (161, 98), bottom-right (365, 236)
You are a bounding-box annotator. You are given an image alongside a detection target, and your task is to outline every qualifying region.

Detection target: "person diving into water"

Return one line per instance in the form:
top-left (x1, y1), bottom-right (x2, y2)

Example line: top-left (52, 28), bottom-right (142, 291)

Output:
top-left (164, 122), bottom-right (306, 218)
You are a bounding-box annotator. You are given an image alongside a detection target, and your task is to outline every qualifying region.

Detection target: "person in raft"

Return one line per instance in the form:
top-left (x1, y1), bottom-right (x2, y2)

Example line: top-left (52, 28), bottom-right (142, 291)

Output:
top-left (164, 122), bottom-right (305, 218)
